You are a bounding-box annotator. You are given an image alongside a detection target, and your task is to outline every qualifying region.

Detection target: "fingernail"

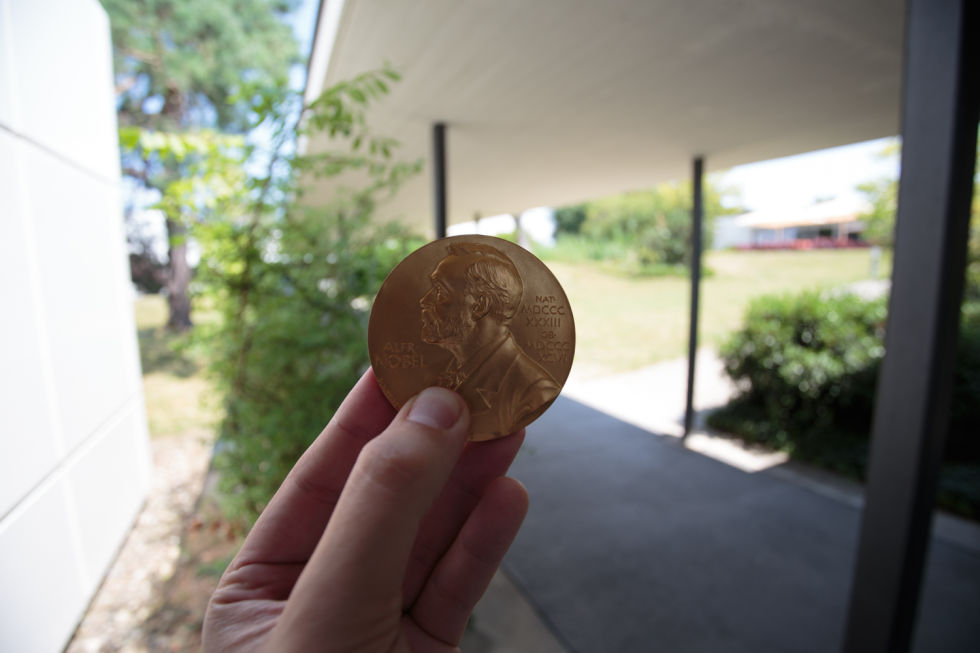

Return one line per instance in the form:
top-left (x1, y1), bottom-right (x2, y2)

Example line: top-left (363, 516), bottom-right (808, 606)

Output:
top-left (407, 387), bottom-right (463, 430)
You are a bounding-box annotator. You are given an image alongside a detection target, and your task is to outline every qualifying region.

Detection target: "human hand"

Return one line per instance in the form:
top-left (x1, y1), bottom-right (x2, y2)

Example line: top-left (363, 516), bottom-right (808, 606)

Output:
top-left (202, 369), bottom-right (529, 652)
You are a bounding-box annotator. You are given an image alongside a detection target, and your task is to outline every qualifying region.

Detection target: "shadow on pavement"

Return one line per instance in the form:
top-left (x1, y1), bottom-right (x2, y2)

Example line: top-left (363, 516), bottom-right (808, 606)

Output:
top-left (501, 396), bottom-right (980, 653)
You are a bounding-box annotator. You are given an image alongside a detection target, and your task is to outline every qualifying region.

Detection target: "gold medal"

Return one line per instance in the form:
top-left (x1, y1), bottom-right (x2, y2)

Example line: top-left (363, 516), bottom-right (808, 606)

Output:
top-left (369, 235), bottom-right (575, 440)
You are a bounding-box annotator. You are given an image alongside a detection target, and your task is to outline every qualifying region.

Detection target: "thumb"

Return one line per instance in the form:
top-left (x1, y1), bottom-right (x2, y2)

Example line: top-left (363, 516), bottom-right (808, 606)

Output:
top-left (276, 387), bottom-right (470, 635)
top-left (341, 385), bottom-right (472, 528)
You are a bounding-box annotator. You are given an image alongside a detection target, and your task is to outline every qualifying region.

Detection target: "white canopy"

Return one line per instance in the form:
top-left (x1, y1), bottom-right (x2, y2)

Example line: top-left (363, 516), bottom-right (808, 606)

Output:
top-left (303, 0), bottom-right (904, 234)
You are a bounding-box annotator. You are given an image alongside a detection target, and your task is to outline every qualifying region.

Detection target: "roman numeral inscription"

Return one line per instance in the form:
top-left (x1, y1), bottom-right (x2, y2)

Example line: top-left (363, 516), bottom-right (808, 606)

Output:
top-left (523, 301), bottom-right (567, 327)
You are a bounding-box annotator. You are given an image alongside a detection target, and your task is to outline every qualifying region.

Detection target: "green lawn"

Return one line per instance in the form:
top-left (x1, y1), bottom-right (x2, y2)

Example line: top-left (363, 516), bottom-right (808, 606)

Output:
top-left (549, 248), bottom-right (888, 378)
top-left (135, 296), bottom-right (219, 438)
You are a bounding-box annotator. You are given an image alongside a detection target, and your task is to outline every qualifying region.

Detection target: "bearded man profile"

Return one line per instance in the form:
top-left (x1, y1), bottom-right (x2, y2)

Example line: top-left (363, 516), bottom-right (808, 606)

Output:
top-left (419, 242), bottom-right (560, 437)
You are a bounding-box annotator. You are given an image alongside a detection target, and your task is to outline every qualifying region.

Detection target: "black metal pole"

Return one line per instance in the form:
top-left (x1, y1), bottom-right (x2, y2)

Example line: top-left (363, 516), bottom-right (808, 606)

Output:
top-left (683, 156), bottom-right (704, 438)
top-left (432, 122), bottom-right (447, 239)
top-left (842, 0), bottom-right (978, 651)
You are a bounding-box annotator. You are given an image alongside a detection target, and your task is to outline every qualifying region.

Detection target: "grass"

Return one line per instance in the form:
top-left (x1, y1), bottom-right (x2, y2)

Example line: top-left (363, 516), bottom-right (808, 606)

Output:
top-left (135, 295), bottom-right (220, 438)
top-left (132, 250), bottom-right (884, 429)
top-left (548, 248), bottom-right (888, 378)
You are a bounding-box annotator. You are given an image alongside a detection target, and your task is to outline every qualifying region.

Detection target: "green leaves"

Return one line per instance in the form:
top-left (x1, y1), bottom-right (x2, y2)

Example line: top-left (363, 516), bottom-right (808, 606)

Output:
top-left (185, 67), bottom-right (423, 526)
top-left (858, 178), bottom-right (898, 247)
top-left (119, 126), bottom-right (247, 229)
top-left (122, 127), bottom-right (245, 162)
top-left (119, 58), bottom-right (420, 525)
top-left (550, 180), bottom-right (741, 275)
top-left (103, 0), bottom-right (300, 132)
top-left (713, 288), bottom-right (980, 517)
top-left (198, 209), bottom-right (423, 525)
top-left (118, 126), bottom-right (141, 150)
top-left (719, 290), bottom-right (887, 436)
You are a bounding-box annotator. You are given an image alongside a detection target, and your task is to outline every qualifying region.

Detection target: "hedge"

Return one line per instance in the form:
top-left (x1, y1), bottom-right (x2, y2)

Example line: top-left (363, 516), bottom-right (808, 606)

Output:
top-left (709, 290), bottom-right (980, 517)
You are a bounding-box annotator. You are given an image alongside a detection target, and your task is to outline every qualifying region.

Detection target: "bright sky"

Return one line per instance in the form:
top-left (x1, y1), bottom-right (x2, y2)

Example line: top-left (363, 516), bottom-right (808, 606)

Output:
top-left (289, 0), bottom-right (321, 90)
top-left (715, 137), bottom-right (900, 213)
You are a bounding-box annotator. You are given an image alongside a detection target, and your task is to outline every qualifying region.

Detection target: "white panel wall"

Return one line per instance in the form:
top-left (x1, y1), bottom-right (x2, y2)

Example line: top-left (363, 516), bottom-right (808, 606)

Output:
top-left (0, 1), bottom-right (152, 651)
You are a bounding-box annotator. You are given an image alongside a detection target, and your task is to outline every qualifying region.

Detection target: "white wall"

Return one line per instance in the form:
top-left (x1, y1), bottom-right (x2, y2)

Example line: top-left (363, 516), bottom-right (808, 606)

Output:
top-left (0, 1), bottom-right (152, 651)
top-left (712, 215), bottom-right (753, 250)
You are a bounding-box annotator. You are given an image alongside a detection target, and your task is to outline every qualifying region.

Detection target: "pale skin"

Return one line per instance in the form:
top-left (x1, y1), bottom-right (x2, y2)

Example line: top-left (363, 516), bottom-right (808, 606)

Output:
top-left (202, 369), bottom-right (529, 652)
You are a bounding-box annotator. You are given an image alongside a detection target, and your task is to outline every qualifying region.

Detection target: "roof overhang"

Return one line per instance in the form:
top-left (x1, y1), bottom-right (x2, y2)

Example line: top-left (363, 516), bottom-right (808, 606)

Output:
top-left (303, 0), bottom-right (904, 234)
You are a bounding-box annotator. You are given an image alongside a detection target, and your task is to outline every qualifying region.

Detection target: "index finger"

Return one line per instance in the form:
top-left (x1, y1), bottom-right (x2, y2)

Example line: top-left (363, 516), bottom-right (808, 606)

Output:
top-left (231, 368), bottom-right (397, 568)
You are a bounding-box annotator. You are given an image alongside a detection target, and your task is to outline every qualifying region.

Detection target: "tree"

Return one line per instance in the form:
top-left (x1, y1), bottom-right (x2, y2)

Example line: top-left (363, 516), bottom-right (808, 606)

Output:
top-left (102, 0), bottom-right (300, 329)
top-left (119, 129), bottom-right (248, 303)
top-left (581, 181), bottom-right (739, 268)
top-left (857, 178), bottom-right (898, 247)
top-left (857, 139), bottom-right (979, 294)
top-left (856, 140), bottom-right (902, 248)
top-left (553, 203), bottom-right (587, 235)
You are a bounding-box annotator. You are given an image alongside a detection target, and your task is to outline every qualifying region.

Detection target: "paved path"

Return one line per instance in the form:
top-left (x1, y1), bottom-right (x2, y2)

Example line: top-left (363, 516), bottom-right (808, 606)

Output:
top-left (66, 348), bottom-right (978, 652)
top-left (563, 348), bottom-right (737, 438)
top-left (500, 375), bottom-right (980, 652)
top-left (66, 430), bottom-right (213, 653)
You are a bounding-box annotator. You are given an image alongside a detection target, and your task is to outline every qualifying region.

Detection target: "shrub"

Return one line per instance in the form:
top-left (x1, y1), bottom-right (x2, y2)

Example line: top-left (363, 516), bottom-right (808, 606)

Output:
top-left (949, 307), bottom-right (980, 462)
top-left (711, 290), bottom-right (980, 516)
top-left (189, 68), bottom-right (424, 526)
top-left (582, 184), bottom-right (709, 268)
top-left (553, 203), bottom-right (587, 235)
top-left (543, 182), bottom-right (739, 276)
top-left (195, 209), bottom-right (421, 524)
top-left (718, 290), bottom-right (887, 438)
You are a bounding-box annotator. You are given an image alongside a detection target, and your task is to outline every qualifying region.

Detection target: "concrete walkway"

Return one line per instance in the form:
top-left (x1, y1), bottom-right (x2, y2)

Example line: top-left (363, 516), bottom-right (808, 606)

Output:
top-left (562, 349), bottom-right (790, 472)
top-left (475, 352), bottom-right (980, 653)
top-left (562, 348), bottom-right (737, 438)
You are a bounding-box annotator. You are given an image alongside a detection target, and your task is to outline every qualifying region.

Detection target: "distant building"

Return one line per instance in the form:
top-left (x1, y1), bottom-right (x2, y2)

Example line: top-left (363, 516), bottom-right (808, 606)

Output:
top-left (715, 197), bottom-right (870, 250)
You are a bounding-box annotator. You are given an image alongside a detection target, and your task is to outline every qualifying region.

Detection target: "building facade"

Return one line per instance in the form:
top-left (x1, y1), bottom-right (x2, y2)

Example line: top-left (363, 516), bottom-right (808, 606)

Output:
top-left (0, 1), bottom-right (152, 650)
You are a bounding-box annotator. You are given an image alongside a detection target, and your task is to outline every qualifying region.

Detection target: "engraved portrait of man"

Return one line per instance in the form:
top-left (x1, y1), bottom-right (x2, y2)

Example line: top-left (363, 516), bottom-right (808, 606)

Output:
top-left (419, 242), bottom-right (560, 436)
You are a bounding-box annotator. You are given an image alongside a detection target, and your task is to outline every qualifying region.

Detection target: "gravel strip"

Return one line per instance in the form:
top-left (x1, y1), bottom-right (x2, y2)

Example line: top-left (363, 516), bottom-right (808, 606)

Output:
top-left (66, 431), bottom-right (213, 653)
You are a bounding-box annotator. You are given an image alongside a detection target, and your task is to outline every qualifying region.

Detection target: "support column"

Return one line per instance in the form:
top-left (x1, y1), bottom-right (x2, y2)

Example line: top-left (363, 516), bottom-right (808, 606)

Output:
top-left (842, 0), bottom-right (978, 650)
top-left (432, 122), bottom-right (447, 239)
top-left (683, 156), bottom-right (704, 438)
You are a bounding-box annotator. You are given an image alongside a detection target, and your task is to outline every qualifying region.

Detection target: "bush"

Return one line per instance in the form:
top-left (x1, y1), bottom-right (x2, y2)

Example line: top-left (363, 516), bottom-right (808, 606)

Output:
top-left (195, 209), bottom-right (421, 524)
top-left (188, 68), bottom-right (425, 526)
top-left (543, 182), bottom-right (739, 276)
top-left (538, 233), bottom-right (692, 277)
top-left (553, 203), bottom-right (587, 235)
top-left (950, 308), bottom-right (980, 462)
top-left (718, 290), bottom-right (887, 439)
top-left (583, 184), bottom-right (709, 268)
top-left (710, 290), bottom-right (980, 516)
